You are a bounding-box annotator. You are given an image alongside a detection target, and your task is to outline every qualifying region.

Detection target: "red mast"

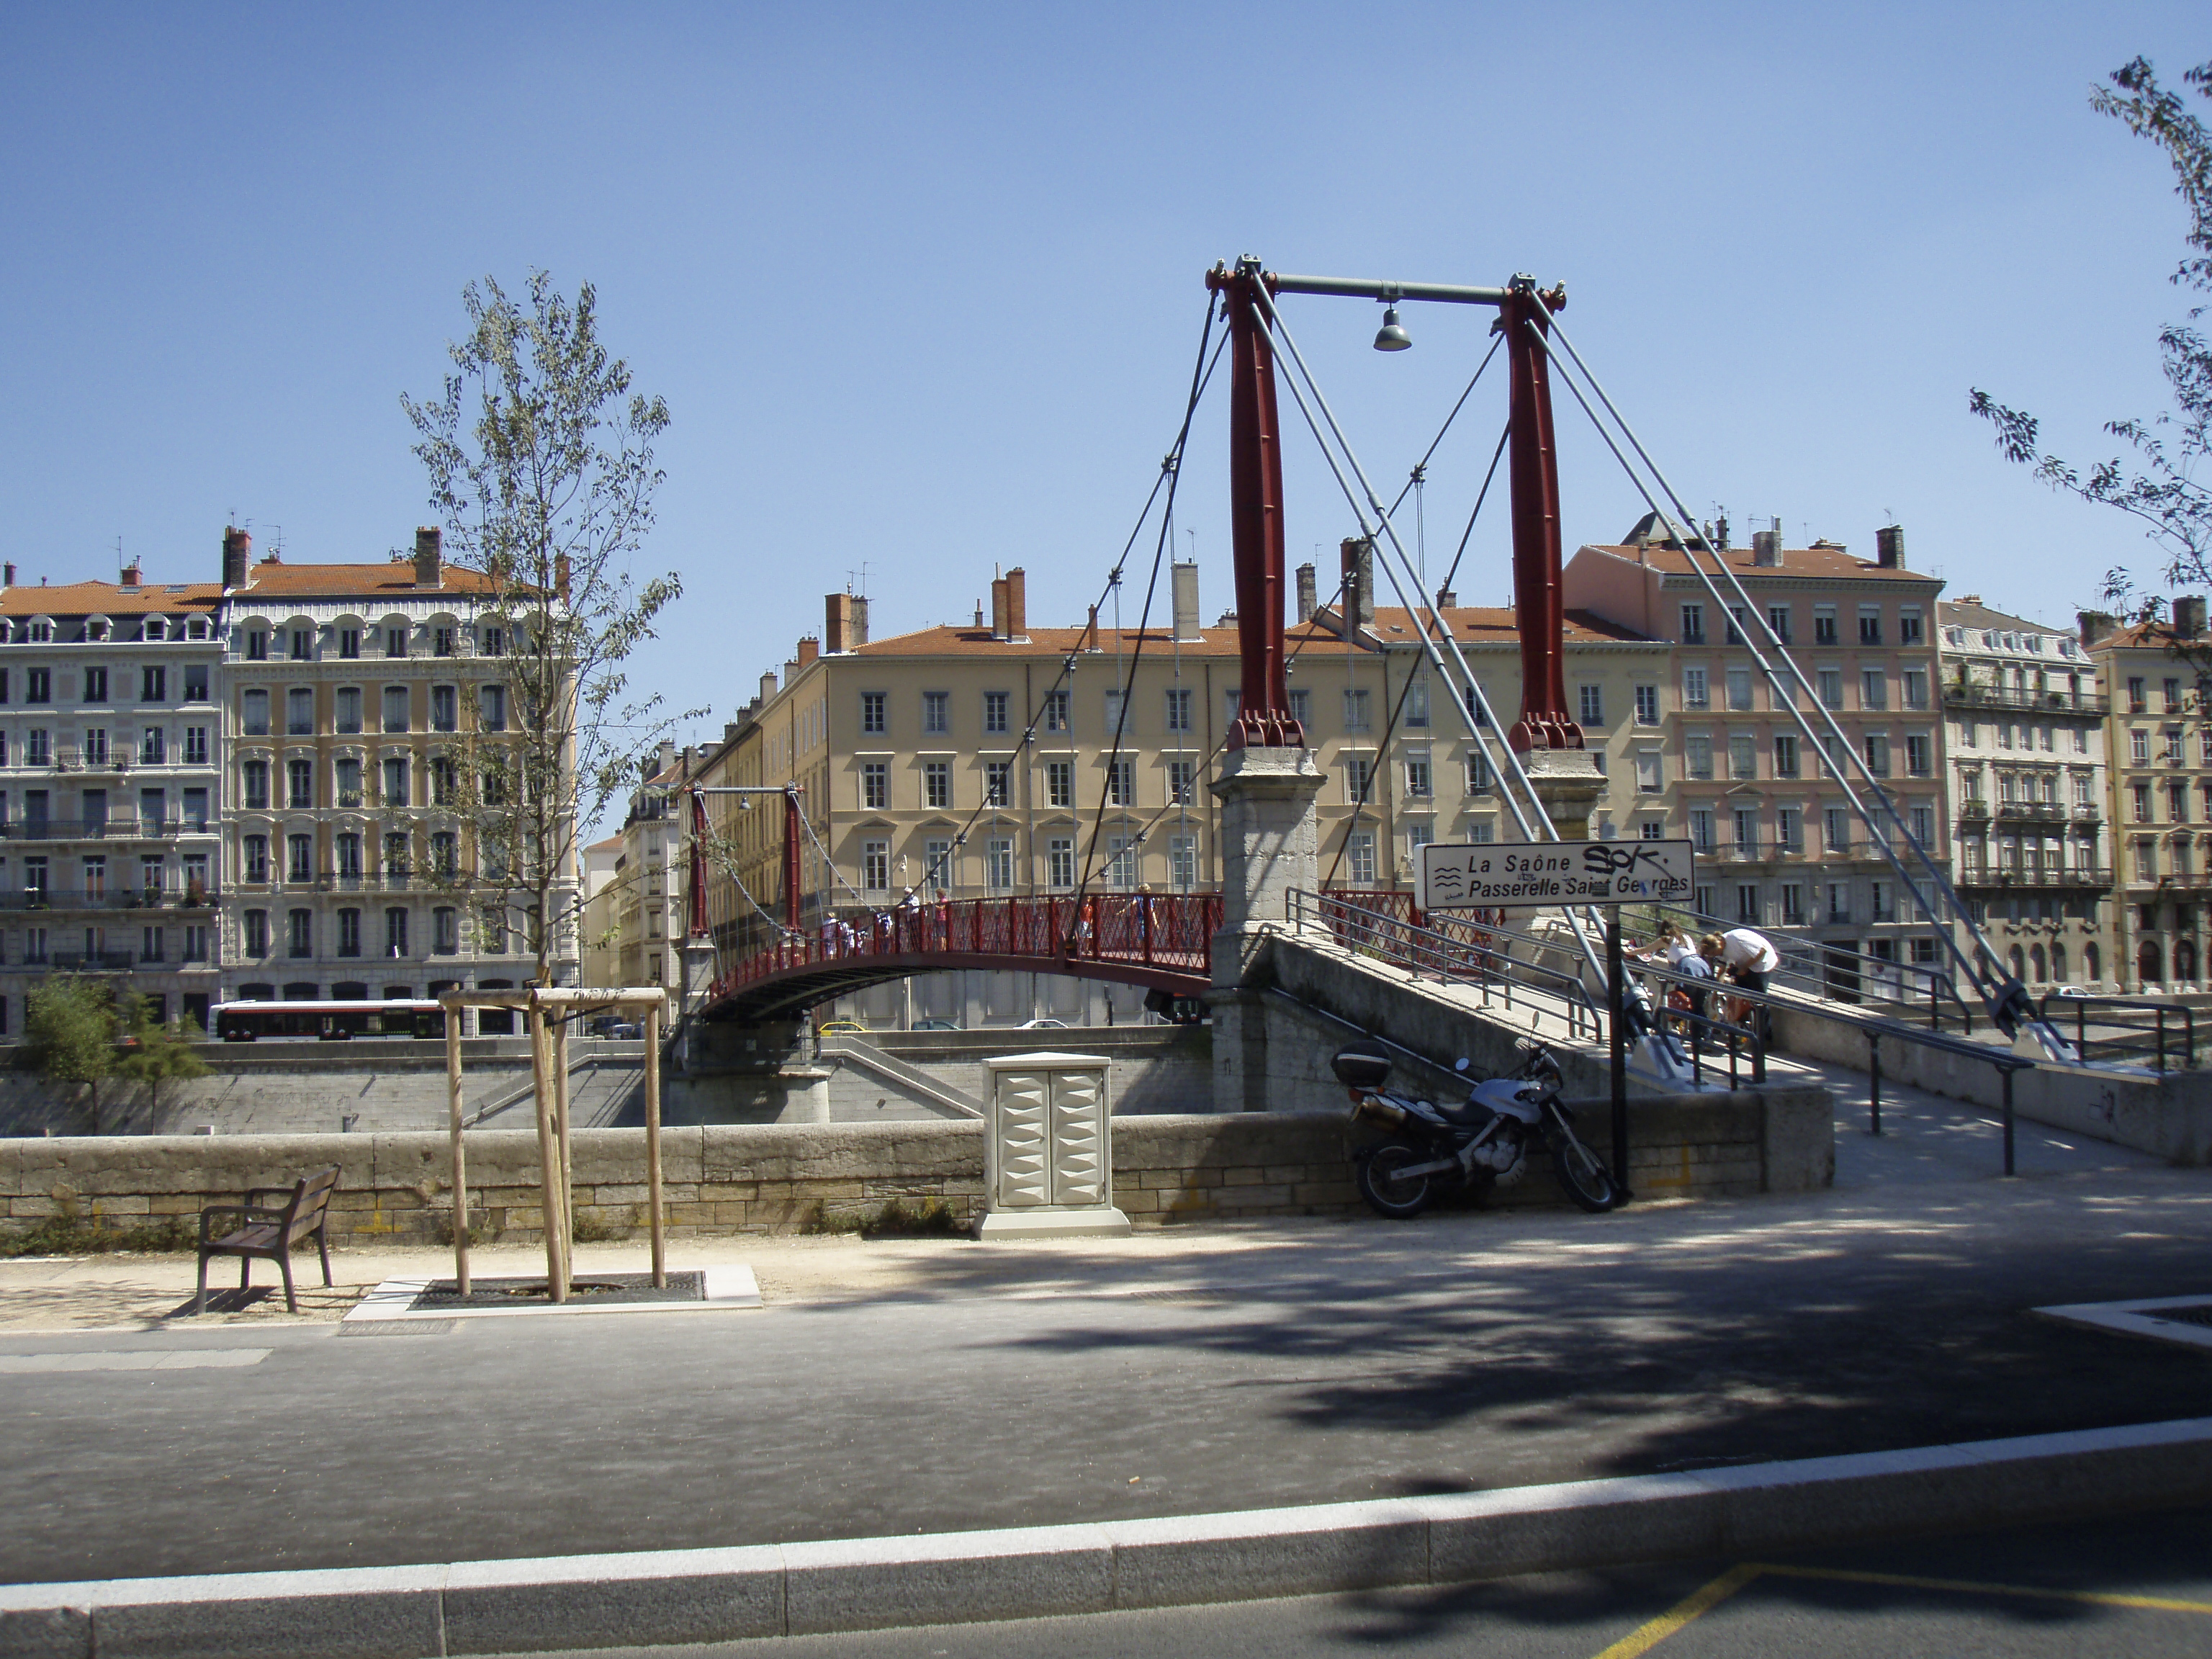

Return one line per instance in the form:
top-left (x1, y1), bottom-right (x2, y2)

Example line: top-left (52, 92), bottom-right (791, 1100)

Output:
top-left (1500, 277), bottom-right (1580, 753)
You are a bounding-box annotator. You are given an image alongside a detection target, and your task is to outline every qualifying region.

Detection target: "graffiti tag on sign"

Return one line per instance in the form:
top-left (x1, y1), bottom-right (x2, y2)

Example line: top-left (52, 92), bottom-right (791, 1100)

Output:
top-left (1419, 839), bottom-right (1696, 909)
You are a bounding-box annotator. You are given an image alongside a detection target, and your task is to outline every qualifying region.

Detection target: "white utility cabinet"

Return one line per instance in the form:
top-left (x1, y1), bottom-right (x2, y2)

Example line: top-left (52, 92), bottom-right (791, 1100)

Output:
top-left (979, 1052), bottom-right (1131, 1239)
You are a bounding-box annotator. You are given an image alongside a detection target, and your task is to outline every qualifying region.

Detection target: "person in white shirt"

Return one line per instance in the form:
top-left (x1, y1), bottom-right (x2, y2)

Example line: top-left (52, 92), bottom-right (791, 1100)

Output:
top-left (1704, 928), bottom-right (1780, 1041)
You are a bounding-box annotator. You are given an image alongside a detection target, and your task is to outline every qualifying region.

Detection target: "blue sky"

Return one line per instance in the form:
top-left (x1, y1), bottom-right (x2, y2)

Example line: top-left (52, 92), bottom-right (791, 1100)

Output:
top-left (1, 2), bottom-right (2205, 755)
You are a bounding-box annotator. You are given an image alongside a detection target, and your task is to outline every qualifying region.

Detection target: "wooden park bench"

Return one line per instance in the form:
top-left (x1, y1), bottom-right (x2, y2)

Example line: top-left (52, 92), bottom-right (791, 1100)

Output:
top-left (194, 1168), bottom-right (340, 1316)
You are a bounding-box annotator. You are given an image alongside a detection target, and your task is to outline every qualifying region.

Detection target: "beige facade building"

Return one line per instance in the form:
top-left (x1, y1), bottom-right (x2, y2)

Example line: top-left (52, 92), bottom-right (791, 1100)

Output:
top-left (216, 529), bottom-right (554, 1032)
top-left (613, 745), bottom-right (688, 990)
top-left (580, 833), bottom-right (622, 990)
top-left (1564, 520), bottom-right (1948, 990)
top-left (1937, 599), bottom-right (2110, 990)
top-left (2082, 598), bottom-right (2212, 992)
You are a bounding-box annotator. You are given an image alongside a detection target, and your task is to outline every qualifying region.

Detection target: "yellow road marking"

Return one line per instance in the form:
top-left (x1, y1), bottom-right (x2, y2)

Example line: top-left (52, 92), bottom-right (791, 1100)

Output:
top-left (1750, 1562), bottom-right (2212, 1616)
top-left (1588, 1563), bottom-right (1761, 1659)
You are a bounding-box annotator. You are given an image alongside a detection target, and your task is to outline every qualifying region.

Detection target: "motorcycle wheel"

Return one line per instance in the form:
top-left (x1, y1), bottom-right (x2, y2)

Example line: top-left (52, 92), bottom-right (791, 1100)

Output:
top-left (1550, 1133), bottom-right (1619, 1213)
top-left (1357, 1143), bottom-right (1433, 1219)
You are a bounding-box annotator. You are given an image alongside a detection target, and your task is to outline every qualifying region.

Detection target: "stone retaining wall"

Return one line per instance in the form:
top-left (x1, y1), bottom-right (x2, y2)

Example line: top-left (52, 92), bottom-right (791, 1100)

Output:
top-left (0, 1084), bottom-right (1830, 1245)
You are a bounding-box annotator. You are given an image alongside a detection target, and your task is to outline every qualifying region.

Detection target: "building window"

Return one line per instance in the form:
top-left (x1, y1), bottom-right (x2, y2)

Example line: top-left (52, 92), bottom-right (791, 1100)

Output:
top-left (1860, 669), bottom-right (1887, 710)
top-left (1726, 667), bottom-right (1753, 711)
top-left (1725, 606), bottom-right (1748, 646)
top-left (385, 907), bottom-right (409, 956)
top-left (1165, 687), bottom-right (1192, 732)
top-left (287, 833), bottom-right (312, 882)
top-left (243, 760), bottom-right (269, 811)
top-left (986, 837), bottom-right (1015, 891)
top-left (432, 832), bottom-right (457, 877)
top-left (1903, 667), bottom-right (1929, 710)
top-left (245, 909), bottom-right (269, 956)
top-left (1048, 837), bottom-right (1075, 888)
top-left (1689, 809), bottom-right (1715, 853)
top-left (430, 685), bottom-right (457, 732)
top-left (922, 839), bottom-right (952, 887)
top-left (335, 833), bottom-right (361, 878)
top-left (383, 757), bottom-right (409, 807)
top-left (1168, 759), bottom-right (1195, 804)
top-left (984, 691), bottom-right (1009, 734)
top-left (1814, 605), bottom-right (1838, 646)
top-left (861, 691), bottom-right (886, 734)
top-left (1899, 608), bottom-right (1923, 645)
top-left (1865, 734), bottom-right (1892, 775)
top-left (1685, 735), bottom-right (1713, 780)
top-left (1405, 678), bottom-right (1429, 728)
top-left (434, 907), bottom-right (458, 954)
top-left (922, 691), bottom-right (948, 734)
top-left (863, 840), bottom-right (890, 891)
top-left (287, 757), bottom-right (312, 809)
top-left (1774, 733), bottom-right (1800, 778)
top-left (860, 762), bottom-right (887, 810)
top-left (985, 761), bottom-right (1012, 806)
top-left (1342, 687), bottom-right (1372, 730)
top-left (141, 726), bottom-right (166, 764)
top-left (385, 627), bottom-right (408, 659)
top-left (81, 667), bottom-right (107, 703)
top-left (1906, 734), bottom-right (1932, 775)
top-left (1737, 883), bottom-right (1761, 925)
top-left (1729, 735), bottom-right (1755, 780)
top-left (924, 761), bottom-right (951, 809)
top-left (2131, 729), bottom-right (2151, 764)
top-left (1107, 758), bottom-right (1135, 806)
top-left (184, 665), bottom-right (208, 702)
top-left (25, 729), bottom-right (47, 766)
top-left (1344, 756), bottom-right (1374, 802)
top-left (384, 832), bottom-right (410, 876)
top-left (245, 629), bottom-right (269, 661)
top-left (1781, 883), bottom-right (1806, 925)
top-left (1290, 687), bottom-right (1312, 726)
top-left (1680, 603), bottom-right (1705, 644)
top-left (1470, 750), bottom-right (1496, 792)
top-left (1346, 831), bottom-right (1376, 885)
top-left (1825, 807), bottom-right (1851, 855)
top-left (1044, 690), bottom-right (1069, 732)
top-left (1578, 685), bottom-right (1604, 726)
top-left (1635, 684), bottom-right (1659, 725)
top-left (1818, 667), bottom-right (1843, 710)
top-left (2128, 677), bottom-right (2147, 713)
top-left (1827, 882), bottom-right (1851, 924)
top-left (242, 689), bottom-right (269, 735)
top-left (1734, 807), bottom-right (1759, 855)
top-left (1406, 755), bottom-right (1432, 797)
top-left (1169, 834), bottom-right (1197, 889)
top-left (338, 909), bottom-right (361, 957)
top-left (382, 686), bottom-right (410, 734)
top-left (1046, 760), bottom-right (1073, 808)
top-left (287, 909), bottom-right (311, 958)
top-left (338, 629), bottom-right (361, 660)
top-left (1767, 604), bottom-right (1792, 645)
top-left (1777, 806), bottom-right (1804, 853)
top-left (1858, 606), bottom-right (1882, 645)
top-left (1681, 667), bottom-right (1709, 709)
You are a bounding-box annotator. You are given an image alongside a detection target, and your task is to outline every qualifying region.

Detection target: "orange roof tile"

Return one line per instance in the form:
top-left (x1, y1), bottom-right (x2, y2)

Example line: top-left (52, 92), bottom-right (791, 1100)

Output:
top-left (2092, 621), bottom-right (2208, 652)
top-left (232, 557), bottom-right (505, 600)
top-left (0, 580), bottom-right (222, 616)
top-left (1358, 605), bottom-right (1660, 646)
top-left (851, 623), bottom-right (1269, 658)
top-left (1577, 542), bottom-right (1933, 581)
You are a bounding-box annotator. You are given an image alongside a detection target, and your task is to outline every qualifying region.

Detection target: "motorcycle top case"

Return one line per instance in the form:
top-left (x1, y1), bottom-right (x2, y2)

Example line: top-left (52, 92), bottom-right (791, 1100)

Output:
top-left (1330, 1042), bottom-right (1395, 1091)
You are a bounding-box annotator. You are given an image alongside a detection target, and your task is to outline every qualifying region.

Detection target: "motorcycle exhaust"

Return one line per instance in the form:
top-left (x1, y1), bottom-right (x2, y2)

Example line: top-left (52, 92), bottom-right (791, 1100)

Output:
top-left (1352, 1094), bottom-right (1406, 1125)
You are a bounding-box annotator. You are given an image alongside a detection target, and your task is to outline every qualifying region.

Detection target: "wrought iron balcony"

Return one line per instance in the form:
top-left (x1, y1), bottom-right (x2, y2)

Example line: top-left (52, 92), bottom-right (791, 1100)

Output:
top-left (1942, 682), bottom-right (2109, 716)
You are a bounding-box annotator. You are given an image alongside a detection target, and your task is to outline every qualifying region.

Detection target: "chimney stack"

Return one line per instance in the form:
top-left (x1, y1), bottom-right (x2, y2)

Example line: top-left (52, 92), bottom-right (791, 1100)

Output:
top-left (1875, 524), bottom-right (1904, 570)
top-left (2177, 596), bottom-right (2208, 638)
top-left (222, 526), bottom-right (251, 589)
top-left (851, 593), bottom-right (868, 646)
top-left (120, 559), bottom-right (141, 589)
top-left (760, 669), bottom-right (779, 703)
top-left (414, 526), bottom-right (442, 588)
top-left (990, 575), bottom-right (1010, 641)
top-left (1750, 529), bottom-right (1780, 567)
top-left (1172, 560), bottom-right (1201, 642)
top-left (825, 592), bottom-right (855, 655)
top-left (3, 562), bottom-right (14, 588)
top-left (1339, 536), bottom-right (1375, 628)
top-left (1295, 562), bottom-right (1317, 622)
top-left (1005, 567), bottom-right (1026, 639)
top-left (2077, 611), bottom-right (2113, 649)
top-left (796, 635), bottom-right (819, 667)
top-left (1435, 585), bottom-right (1457, 609)
top-left (724, 721), bottom-right (742, 745)
top-left (1085, 605), bottom-right (1101, 652)
top-left (1714, 513), bottom-right (1730, 552)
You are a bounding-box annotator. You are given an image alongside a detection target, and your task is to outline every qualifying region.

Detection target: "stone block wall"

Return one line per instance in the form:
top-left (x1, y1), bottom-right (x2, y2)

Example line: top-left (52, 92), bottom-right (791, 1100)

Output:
top-left (0, 1084), bottom-right (1830, 1246)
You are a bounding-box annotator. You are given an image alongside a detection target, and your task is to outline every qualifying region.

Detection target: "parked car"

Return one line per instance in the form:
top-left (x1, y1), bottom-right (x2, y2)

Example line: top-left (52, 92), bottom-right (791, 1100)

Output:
top-left (1017, 1017), bottom-right (1070, 1029)
top-left (819, 1019), bottom-right (870, 1035)
top-left (912, 1018), bottom-right (962, 1031)
top-left (597, 1020), bottom-right (642, 1040)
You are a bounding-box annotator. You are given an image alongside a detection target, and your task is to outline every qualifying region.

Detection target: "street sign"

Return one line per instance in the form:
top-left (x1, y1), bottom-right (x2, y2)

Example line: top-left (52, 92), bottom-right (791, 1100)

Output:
top-left (1419, 838), bottom-right (1696, 910)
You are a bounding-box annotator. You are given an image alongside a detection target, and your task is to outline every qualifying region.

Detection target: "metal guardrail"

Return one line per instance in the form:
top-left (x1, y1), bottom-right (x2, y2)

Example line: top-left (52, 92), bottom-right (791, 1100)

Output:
top-left (2038, 994), bottom-right (2195, 1072)
top-left (1287, 889), bottom-right (1605, 1044)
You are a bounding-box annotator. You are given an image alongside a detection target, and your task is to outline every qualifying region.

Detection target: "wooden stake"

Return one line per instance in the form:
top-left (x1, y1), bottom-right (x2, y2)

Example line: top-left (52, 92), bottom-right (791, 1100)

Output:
top-left (446, 1005), bottom-right (470, 1298)
top-left (554, 1013), bottom-right (575, 1261)
top-left (529, 1000), bottom-right (567, 1303)
top-left (645, 998), bottom-right (665, 1288)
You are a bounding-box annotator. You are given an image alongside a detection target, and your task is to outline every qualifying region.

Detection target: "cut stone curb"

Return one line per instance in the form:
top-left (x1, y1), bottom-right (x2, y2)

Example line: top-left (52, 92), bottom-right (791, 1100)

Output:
top-left (2, 1416), bottom-right (2208, 1657)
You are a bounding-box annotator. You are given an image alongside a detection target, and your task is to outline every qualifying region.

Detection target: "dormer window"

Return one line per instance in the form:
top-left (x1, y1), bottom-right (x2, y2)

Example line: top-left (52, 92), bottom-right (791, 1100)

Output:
top-left (86, 619), bottom-right (108, 642)
top-left (27, 621), bottom-right (50, 644)
top-left (245, 628), bottom-right (269, 661)
top-left (186, 619), bottom-right (209, 641)
top-left (144, 618), bottom-right (166, 642)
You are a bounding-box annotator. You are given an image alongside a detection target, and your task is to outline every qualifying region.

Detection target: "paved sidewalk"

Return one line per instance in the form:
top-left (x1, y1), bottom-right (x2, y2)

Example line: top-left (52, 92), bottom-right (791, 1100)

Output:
top-left (1, 1074), bottom-right (2206, 1588)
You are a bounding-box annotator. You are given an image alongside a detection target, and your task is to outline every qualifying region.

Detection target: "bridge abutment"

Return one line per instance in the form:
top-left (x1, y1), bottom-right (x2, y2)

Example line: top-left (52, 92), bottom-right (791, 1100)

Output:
top-left (1209, 745), bottom-right (1325, 1113)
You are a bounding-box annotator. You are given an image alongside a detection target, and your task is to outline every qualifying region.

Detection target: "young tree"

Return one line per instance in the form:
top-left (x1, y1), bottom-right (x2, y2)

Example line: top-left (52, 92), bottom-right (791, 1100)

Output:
top-left (23, 977), bottom-right (117, 1134)
top-left (112, 994), bottom-right (210, 1130)
top-left (403, 271), bottom-right (693, 986)
top-left (1971, 58), bottom-right (2212, 608)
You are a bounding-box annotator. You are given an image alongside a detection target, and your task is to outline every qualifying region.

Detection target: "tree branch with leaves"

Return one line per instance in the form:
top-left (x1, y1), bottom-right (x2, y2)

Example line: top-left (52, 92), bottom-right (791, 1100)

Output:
top-left (1971, 57), bottom-right (2212, 613)
top-left (403, 271), bottom-right (698, 986)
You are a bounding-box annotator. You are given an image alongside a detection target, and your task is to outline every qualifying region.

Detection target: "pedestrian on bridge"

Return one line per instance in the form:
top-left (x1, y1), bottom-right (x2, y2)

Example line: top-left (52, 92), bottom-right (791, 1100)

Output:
top-left (1704, 927), bottom-right (1781, 1048)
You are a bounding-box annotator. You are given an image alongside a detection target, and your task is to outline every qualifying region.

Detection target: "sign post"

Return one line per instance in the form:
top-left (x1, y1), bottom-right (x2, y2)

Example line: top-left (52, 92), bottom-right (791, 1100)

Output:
top-left (1421, 837), bottom-right (1698, 1208)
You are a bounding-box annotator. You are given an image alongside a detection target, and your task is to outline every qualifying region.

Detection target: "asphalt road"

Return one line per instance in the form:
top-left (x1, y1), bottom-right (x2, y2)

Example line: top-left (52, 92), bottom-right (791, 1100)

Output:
top-left (514, 1503), bottom-right (2212, 1659)
top-left (4, 1146), bottom-right (2211, 1586)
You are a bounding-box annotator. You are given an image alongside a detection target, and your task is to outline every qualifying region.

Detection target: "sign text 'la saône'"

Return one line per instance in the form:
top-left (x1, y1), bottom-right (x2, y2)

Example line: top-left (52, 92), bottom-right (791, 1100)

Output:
top-left (1418, 839), bottom-right (1696, 910)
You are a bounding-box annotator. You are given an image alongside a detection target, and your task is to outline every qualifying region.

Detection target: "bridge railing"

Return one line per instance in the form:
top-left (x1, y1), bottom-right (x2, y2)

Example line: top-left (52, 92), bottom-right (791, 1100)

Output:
top-left (711, 891), bottom-right (1224, 1004)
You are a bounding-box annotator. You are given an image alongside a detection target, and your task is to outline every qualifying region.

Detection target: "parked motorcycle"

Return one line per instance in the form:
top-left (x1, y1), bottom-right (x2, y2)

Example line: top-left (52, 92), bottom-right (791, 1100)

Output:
top-left (1334, 1039), bottom-right (1619, 1217)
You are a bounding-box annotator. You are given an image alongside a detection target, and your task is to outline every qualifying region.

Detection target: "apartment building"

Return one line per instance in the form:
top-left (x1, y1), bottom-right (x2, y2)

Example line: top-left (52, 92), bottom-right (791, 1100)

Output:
top-left (614, 745), bottom-right (688, 989)
top-left (216, 527), bottom-right (557, 1030)
top-left (2082, 597), bottom-right (2212, 991)
top-left (580, 834), bottom-right (622, 989)
top-left (1300, 541), bottom-right (1668, 882)
top-left (0, 566), bottom-right (225, 1035)
top-left (1937, 599), bottom-right (2110, 989)
top-left (1564, 518), bottom-right (1948, 988)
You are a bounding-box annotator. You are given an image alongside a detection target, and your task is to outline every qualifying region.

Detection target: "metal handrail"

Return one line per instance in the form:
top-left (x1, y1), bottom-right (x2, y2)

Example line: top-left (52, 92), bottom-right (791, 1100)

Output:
top-left (2038, 994), bottom-right (2195, 1072)
top-left (1287, 889), bottom-right (1605, 1043)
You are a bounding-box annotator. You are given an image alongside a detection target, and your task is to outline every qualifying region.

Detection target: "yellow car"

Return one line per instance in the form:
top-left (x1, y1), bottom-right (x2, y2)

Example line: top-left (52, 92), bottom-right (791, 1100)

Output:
top-left (818, 1019), bottom-right (870, 1035)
